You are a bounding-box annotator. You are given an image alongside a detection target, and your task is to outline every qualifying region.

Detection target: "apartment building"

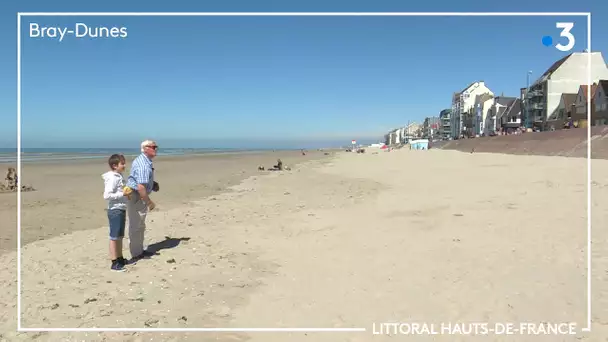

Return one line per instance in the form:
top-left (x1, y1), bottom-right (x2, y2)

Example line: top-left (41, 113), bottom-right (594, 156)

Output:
top-left (524, 51), bottom-right (608, 129)
top-left (439, 109), bottom-right (451, 140)
top-left (422, 116), bottom-right (440, 140)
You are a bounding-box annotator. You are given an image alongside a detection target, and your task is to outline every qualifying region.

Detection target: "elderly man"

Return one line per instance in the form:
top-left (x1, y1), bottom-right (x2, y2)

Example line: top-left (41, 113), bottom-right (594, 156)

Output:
top-left (126, 139), bottom-right (158, 260)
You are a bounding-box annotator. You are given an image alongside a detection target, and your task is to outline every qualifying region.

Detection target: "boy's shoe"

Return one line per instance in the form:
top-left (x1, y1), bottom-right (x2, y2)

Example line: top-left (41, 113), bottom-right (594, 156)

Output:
top-left (117, 257), bottom-right (128, 266)
top-left (111, 260), bottom-right (126, 272)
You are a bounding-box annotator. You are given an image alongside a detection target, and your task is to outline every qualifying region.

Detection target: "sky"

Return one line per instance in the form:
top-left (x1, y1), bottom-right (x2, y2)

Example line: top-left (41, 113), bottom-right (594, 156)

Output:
top-left (0, 0), bottom-right (607, 149)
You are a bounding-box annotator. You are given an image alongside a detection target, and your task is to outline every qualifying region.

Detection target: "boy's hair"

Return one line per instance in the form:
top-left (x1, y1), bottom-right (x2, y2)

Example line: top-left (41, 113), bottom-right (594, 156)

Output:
top-left (108, 154), bottom-right (126, 170)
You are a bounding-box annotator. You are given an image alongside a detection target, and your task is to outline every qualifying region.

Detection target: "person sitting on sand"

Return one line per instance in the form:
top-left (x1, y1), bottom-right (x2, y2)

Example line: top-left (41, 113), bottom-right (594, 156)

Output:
top-left (102, 154), bottom-right (129, 272)
top-left (5, 167), bottom-right (17, 190)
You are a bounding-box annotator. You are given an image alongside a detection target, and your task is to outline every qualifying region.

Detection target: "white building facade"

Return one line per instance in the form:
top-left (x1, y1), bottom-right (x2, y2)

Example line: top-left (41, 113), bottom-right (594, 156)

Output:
top-left (450, 81), bottom-right (494, 138)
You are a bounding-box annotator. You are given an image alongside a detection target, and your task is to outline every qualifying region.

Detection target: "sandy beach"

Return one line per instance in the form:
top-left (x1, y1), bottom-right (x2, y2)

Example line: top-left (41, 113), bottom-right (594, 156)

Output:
top-left (0, 150), bottom-right (328, 254)
top-left (1, 148), bottom-right (607, 341)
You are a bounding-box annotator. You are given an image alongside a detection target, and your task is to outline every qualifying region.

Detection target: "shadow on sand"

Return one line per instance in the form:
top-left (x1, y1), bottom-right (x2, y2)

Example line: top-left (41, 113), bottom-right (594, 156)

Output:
top-left (148, 236), bottom-right (191, 254)
top-left (131, 236), bottom-right (191, 263)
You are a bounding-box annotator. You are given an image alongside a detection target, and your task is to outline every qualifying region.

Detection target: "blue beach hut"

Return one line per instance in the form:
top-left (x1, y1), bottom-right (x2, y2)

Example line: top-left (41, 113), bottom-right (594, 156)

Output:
top-left (409, 139), bottom-right (429, 150)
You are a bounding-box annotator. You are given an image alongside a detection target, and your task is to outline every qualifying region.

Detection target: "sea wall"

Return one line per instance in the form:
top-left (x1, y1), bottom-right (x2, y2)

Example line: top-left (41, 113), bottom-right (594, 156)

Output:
top-left (433, 127), bottom-right (608, 159)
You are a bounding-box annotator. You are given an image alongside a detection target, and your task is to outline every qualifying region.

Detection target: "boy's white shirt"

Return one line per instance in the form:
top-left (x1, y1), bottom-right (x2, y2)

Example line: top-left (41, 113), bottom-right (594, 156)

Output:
top-left (102, 171), bottom-right (127, 210)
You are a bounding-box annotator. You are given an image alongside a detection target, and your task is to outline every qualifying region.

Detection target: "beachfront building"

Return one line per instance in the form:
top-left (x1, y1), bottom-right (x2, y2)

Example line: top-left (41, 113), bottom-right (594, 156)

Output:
top-left (385, 126), bottom-right (404, 146)
top-left (439, 109), bottom-right (451, 140)
top-left (402, 122), bottom-right (422, 143)
top-left (498, 99), bottom-right (522, 132)
top-left (524, 51), bottom-right (608, 130)
top-left (384, 132), bottom-right (395, 146)
top-left (422, 116), bottom-right (440, 141)
top-left (546, 93), bottom-right (577, 130)
top-left (485, 96), bottom-right (517, 135)
top-left (471, 93), bottom-right (494, 136)
top-left (573, 83), bottom-right (599, 128)
top-left (395, 128), bottom-right (402, 145)
top-left (386, 128), bottom-right (400, 145)
top-left (384, 122), bottom-right (424, 146)
top-left (480, 95), bottom-right (497, 135)
top-left (594, 80), bottom-right (608, 126)
top-left (450, 81), bottom-right (494, 139)
top-left (383, 133), bottom-right (390, 146)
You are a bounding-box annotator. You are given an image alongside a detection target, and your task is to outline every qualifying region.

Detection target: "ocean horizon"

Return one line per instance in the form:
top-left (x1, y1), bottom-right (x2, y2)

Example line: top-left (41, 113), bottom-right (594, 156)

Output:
top-left (0, 144), bottom-right (363, 164)
top-left (0, 138), bottom-right (383, 164)
top-left (0, 147), bottom-right (300, 164)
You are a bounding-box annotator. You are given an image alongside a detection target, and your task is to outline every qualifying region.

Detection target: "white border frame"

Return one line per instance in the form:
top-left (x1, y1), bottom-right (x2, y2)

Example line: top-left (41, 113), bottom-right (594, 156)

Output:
top-left (16, 11), bottom-right (592, 334)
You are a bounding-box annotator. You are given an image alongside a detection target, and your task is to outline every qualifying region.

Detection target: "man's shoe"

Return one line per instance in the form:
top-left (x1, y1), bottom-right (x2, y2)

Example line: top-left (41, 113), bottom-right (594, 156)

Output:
top-left (129, 250), bottom-right (154, 263)
top-left (142, 250), bottom-right (155, 257)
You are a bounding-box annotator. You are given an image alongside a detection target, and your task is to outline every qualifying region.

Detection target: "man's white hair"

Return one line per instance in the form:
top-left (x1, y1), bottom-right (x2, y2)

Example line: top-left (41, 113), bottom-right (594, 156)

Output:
top-left (141, 140), bottom-right (157, 153)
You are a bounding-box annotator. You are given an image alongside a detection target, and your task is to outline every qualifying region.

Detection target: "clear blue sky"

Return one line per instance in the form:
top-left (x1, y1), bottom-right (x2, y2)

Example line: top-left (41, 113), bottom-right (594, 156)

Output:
top-left (0, 0), bottom-right (606, 148)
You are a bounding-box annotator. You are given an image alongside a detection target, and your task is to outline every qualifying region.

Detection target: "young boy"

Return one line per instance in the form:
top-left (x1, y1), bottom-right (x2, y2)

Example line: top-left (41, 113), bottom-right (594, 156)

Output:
top-left (102, 154), bottom-right (128, 272)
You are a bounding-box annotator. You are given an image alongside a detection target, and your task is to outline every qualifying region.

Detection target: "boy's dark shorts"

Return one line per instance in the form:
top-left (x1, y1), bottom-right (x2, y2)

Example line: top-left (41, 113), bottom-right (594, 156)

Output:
top-left (108, 209), bottom-right (126, 240)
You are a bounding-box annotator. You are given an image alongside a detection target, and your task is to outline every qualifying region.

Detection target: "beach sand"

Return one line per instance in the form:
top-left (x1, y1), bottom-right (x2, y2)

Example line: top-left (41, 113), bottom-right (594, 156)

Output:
top-left (1, 148), bottom-right (607, 341)
top-left (0, 150), bottom-right (328, 254)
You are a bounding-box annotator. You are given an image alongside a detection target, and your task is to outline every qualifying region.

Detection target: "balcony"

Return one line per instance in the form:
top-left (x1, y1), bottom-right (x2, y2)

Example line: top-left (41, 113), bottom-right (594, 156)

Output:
top-left (529, 103), bottom-right (544, 110)
top-left (527, 89), bottom-right (543, 98)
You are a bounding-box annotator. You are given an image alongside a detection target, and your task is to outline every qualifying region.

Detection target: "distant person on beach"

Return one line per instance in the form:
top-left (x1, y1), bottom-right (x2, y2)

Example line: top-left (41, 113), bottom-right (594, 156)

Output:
top-left (126, 140), bottom-right (159, 261)
top-left (4, 167), bottom-right (17, 190)
top-left (102, 154), bottom-right (128, 272)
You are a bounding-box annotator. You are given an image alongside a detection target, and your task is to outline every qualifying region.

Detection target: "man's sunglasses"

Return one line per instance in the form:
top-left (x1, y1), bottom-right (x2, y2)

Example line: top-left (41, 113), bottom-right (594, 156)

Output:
top-left (147, 145), bottom-right (158, 150)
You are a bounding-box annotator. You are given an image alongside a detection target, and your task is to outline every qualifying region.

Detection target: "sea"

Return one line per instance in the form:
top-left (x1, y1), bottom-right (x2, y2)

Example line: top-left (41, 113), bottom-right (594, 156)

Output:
top-left (0, 147), bottom-right (272, 164)
top-left (0, 138), bottom-right (377, 164)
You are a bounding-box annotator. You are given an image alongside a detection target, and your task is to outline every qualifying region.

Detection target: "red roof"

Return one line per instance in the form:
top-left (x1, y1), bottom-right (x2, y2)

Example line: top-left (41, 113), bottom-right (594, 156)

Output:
top-left (580, 83), bottom-right (599, 100)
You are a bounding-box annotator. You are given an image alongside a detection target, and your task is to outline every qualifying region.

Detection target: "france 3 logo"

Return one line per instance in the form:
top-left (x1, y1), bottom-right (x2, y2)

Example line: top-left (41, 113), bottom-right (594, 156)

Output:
top-left (542, 22), bottom-right (575, 52)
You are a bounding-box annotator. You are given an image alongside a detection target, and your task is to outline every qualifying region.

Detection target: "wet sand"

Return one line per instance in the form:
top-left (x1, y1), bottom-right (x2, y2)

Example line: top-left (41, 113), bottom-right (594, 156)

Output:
top-left (0, 150), bottom-right (330, 254)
